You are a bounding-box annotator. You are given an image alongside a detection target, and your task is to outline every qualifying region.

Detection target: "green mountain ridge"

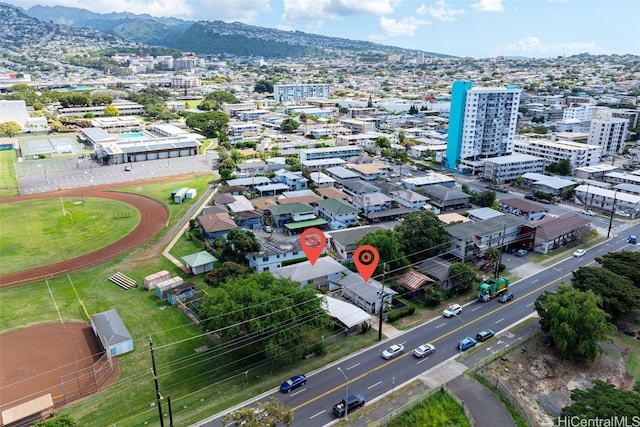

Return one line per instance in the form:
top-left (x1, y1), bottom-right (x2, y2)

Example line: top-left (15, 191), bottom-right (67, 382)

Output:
top-left (20, 3), bottom-right (454, 59)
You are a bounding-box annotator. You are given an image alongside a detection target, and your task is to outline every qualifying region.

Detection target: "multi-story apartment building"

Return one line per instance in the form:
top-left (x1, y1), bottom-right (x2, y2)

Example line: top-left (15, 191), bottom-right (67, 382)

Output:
top-left (299, 146), bottom-right (362, 162)
top-left (273, 83), bottom-right (330, 102)
top-left (513, 136), bottom-right (602, 169)
top-left (171, 75), bottom-right (201, 88)
top-left (587, 118), bottom-right (628, 155)
top-left (445, 81), bottom-right (521, 172)
top-left (482, 154), bottom-right (546, 185)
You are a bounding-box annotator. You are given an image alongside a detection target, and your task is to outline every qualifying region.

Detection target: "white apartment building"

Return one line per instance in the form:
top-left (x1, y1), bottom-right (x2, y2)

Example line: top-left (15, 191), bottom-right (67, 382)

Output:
top-left (299, 146), bottom-right (362, 161)
top-left (587, 118), bottom-right (628, 155)
top-left (273, 83), bottom-right (330, 102)
top-left (460, 87), bottom-right (521, 160)
top-left (482, 154), bottom-right (546, 185)
top-left (562, 104), bottom-right (597, 121)
top-left (513, 137), bottom-right (602, 169)
top-left (171, 75), bottom-right (201, 88)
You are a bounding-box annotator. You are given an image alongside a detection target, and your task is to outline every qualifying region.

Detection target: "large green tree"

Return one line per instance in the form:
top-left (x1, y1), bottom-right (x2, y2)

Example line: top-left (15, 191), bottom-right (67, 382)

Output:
top-left (475, 190), bottom-right (496, 207)
top-left (281, 118), bottom-right (299, 133)
top-left (449, 262), bottom-right (476, 293)
top-left (204, 261), bottom-right (250, 287)
top-left (185, 111), bottom-right (230, 139)
top-left (535, 285), bottom-right (614, 361)
top-left (571, 266), bottom-right (640, 322)
top-left (0, 121), bottom-right (22, 137)
top-left (561, 380), bottom-right (640, 418)
top-left (254, 79), bottom-right (274, 93)
top-left (357, 229), bottom-right (410, 280)
top-left (595, 251), bottom-right (640, 287)
top-left (205, 90), bottom-right (240, 107)
top-left (395, 210), bottom-right (450, 262)
top-left (222, 229), bottom-right (260, 264)
top-left (198, 273), bottom-right (330, 360)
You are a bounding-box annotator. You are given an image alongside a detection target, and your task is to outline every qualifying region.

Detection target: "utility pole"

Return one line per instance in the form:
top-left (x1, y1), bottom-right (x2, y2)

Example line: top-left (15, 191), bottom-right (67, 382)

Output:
top-left (378, 262), bottom-right (387, 342)
top-left (149, 337), bottom-right (164, 427)
top-left (607, 190), bottom-right (618, 239)
top-left (495, 224), bottom-right (506, 279)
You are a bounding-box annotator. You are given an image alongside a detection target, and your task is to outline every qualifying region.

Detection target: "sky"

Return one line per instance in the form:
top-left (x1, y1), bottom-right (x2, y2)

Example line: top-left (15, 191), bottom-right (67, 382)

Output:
top-left (9, 0), bottom-right (640, 58)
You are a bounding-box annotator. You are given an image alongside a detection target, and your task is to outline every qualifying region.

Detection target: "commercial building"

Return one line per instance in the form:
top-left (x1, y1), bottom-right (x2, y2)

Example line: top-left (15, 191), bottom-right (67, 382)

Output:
top-left (445, 81), bottom-right (521, 172)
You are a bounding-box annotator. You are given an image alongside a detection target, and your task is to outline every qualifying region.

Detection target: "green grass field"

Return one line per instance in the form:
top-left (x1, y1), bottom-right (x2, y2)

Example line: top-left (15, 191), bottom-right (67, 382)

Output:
top-left (0, 150), bottom-right (19, 198)
top-left (0, 197), bottom-right (139, 275)
top-left (387, 387), bottom-right (471, 427)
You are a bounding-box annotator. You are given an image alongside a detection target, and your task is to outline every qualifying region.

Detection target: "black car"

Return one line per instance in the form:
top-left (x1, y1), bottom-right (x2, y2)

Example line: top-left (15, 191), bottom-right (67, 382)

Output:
top-left (333, 394), bottom-right (366, 418)
top-left (498, 292), bottom-right (514, 303)
top-left (524, 194), bottom-right (537, 201)
top-left (476, 329), bottom-right (495, 342)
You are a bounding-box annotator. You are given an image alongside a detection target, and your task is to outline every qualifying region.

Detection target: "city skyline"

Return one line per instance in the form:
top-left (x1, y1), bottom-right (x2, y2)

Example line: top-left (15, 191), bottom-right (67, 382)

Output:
top-left (8, 0), bottom-right (639, 59)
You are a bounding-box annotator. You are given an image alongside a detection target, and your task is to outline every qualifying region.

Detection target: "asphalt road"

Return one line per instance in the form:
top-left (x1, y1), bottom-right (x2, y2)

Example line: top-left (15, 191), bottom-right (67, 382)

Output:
top-left (196, 223), bottom-right (640, 427)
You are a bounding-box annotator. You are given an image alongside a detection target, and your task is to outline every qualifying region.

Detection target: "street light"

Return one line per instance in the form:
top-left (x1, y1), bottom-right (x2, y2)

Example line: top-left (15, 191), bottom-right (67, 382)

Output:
top-left (337, 367), bottom-right (349, 421)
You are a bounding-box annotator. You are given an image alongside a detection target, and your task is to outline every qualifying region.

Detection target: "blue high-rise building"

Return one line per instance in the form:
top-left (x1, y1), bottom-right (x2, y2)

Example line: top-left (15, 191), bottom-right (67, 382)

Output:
top-left (445, 81), bottom-right (521, 172)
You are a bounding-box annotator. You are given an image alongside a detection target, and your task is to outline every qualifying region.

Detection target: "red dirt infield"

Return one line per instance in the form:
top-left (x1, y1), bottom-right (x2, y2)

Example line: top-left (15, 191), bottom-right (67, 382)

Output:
top-left (0, 322), bottom-right (118, 412)
top-left (0, 183), bottom-right (170, 288)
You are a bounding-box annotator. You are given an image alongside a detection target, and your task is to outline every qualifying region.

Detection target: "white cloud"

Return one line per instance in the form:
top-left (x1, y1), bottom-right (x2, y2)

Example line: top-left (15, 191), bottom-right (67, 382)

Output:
top-left (282, 0), bottom-right (398, 21)
top-left (418, 0), bottom-right (466, 22)
top-left (379, 16), bottom-right (430, 37)
top-left (12, 0), bottom-right (273, 23)
top-left (471, 0), bottom-right (503, 12)
top-left (501, 36), bottom-right (608, 56)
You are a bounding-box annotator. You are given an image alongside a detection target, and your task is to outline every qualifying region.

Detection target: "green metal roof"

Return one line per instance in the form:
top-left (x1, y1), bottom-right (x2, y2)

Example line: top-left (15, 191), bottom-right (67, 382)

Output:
top-left (269, 202), bottom-right (315, 216)
top-left (316, 198), bottom-right (359, 215)
top-left (181, 251), bottom-right (218, 267)
top-left (284, 218), bottom-right (328, 230)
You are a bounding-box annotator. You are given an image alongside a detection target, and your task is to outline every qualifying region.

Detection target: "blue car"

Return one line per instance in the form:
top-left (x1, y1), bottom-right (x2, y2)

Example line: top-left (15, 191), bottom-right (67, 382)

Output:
top-left (280, 374), bottom-right (307, 393)
top-left (457, 337), bottom-right (477, 351)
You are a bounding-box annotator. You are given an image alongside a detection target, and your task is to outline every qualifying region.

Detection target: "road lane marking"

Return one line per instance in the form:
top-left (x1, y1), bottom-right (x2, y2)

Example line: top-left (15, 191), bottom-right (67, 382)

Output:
top-left (346, 363), bottom-right (360, 371)
top-left (291, 388), bottom-right (306, 397)
top-left (367, 381), bottom-right (382, 390)
top-left (471, 306), bottom-right (481, 312)
top-left (435, 322), bottom-right (446, 328)
top-left (309, 410), bottom-right (325, 419)
top-left (495, 318), bottom-right (504, 323)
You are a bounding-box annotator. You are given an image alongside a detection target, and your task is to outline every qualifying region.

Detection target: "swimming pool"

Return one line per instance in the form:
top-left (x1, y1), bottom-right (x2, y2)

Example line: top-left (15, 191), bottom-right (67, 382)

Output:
top-left (119, 132), bottom-right (149, 141)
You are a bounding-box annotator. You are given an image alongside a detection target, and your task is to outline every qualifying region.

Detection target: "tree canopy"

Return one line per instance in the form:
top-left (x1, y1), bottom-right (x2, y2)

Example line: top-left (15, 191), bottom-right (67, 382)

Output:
top-left (281, 118), bottom-right (300, 133)
top-left (535, 285), bottom-right (614, 362)
top-left (395, 210), bottom-right (450, 263)
top-left (449, 262), bottom-right (476, 293)
top-left (357, 229), bottom-right (409, 280)
top-left (254, 79), bottom-right (274, 93)
top-left (221, 229), bottom-right (260, 264)
top-left (205, 90), bottom-right (240, 106)
top-left (561, 380), bottom-right (640, 418)
top-left (0, 121), bottom-right (22, 137)
top-left (185, 111), bottom-right (230, 139)
top-left (198, 273), bottom-right (331, 361)
top-left (571, 266), bottom-right (640, 322)
top-left (204, 261), bottom-right (250, 287)
top-left (595, 251), bottom-right (640, 287)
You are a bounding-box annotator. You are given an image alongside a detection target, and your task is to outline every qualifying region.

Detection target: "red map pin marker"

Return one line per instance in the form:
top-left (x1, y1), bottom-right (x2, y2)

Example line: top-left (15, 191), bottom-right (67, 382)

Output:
top-left (354, 245), bottom-right (379, 283)
top-left (300, 227), bottom-right (326, 265)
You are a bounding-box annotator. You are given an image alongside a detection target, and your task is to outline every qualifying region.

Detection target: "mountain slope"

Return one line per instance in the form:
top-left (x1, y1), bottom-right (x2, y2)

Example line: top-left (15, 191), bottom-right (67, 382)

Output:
top-left (23, 4), bottom-right (453, 59)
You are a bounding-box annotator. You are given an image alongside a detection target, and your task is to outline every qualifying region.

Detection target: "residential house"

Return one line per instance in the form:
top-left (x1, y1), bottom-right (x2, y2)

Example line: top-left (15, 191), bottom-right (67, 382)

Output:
top-left (315, 198), bottom-right (360, 230)
top-left (273, 256), bottom-right (348, 291)
top-left (401, 173), bottom-right (456, 191)
top-left (437, 212), bottom-right (472, 226)
top-left (421, 185), bottom-right (471, 212)
top-left (345, 162), bottom-right (388, 182)
top-left (309, 171), bottom-right (337, 188)
top-left (316, 187), bottom-right (350, 200)
top-left (534, 214), bottom-right (592, 254)
top-left (350, 192), bottom-right (394, 215)
top-left (273, 169), bottom-right (309, 191)
top-left (415, 257), bottom-right (452, 289)
top-left (446, 214), bottom-right (535, 261)
top-left (520, 173), bottom-right (577, 197)
top-left (268, 202), bottom-right (328, 234)
top-left (323, 296), bottom-right (371, 334)
top-left (326, 225), bottom-right (384, 260)
top-left (467, 207), bottom-right (504, 222)
top-left (396, 269), bottom-right (435, 299)
top-left (234, 209), bottom-right (263, 230)
top-left (339, 272), bottom-right (397, 315)
top-left (389, 189), bottom-right (428, 210)
top-left (247, 238), bottom-right (310, 273)
top-left (196, 212), bottom-right (238, 242)
top-left (326, 166), bottom-right (360, 186)
top-left (302, 158), bottom-right (347, 172)
top-left (499, 198), bottom-right (547, 221)
top-left (341, 180), bottom-right (381, 198)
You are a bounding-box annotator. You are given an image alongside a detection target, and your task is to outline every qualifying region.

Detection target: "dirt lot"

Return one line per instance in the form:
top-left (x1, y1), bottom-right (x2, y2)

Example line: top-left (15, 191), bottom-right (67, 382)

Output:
top-left (481, 331), bottom-right (639, 426)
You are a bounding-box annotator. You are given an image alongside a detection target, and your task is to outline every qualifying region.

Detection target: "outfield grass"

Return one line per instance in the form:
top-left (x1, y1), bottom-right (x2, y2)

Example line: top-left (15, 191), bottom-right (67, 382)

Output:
top-left (0, 197), bottom-right (139, 274)
top-left (0, 150), bottom-right (19, 198)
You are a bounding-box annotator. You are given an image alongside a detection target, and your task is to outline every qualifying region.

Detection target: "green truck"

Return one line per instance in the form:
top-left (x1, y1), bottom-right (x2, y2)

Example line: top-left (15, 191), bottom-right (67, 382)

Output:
top-left (477, 277), bottom-right (509, 302)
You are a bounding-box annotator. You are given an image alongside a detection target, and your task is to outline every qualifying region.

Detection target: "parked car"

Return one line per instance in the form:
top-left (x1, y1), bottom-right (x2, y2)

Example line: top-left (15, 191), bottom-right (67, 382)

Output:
top-left (263, 225), bottom-right (272, 233)
top-left (389, 173), bottom-right (400, 178)
top-left (524, 194), bottom-right (537, 201)
top-left (476, 329), bottom-right (495, 342)
top-left (457, 337), bottom-right (477, 351)
top-left (515, 249), bottom-right (528, 257)
top-left (629, 235), bottom-right (637, 244)
top-left (573, 249), bottom-right (586, 257)
top-left (382, 344), bottom-right (405, 360)
top-left (413, 343), bottom-right (436, 358)
top-left (443, 303), bottom-right (462, 318)
top-left (124, 165), bottom-right (131, 171)
top-left (480, 260), bottom-right (496, 272)
top-left (581, 209), bottom-right (595, 216)
top-left (333, 394), bottom-right (366, 418)
top-left (279, 374), bottom-right (307, 393)
top-left (498, 292), bottom-right (514, 303)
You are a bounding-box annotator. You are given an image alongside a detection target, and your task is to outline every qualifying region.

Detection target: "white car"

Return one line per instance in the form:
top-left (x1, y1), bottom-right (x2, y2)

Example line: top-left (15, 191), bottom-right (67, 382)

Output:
top-left (443, 303), bottom-right (462, 318)
top-left (381, 344), bottom-right (404, 360)
top-left (581, 210), bottom-right (595, 216)
top-left (413, 343), bottom-right (436, 358)
top-left (573, 249), bottom-right (586, 257)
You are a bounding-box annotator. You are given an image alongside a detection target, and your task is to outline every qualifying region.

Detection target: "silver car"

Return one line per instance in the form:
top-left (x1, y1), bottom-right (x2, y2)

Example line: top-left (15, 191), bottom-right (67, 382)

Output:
top-left (413, 343), bottom-right (436, 358)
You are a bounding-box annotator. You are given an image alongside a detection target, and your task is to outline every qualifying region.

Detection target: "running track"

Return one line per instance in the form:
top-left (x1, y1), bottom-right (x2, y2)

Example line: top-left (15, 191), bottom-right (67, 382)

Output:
top-left (0, 183), bottom-right (170, 288)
